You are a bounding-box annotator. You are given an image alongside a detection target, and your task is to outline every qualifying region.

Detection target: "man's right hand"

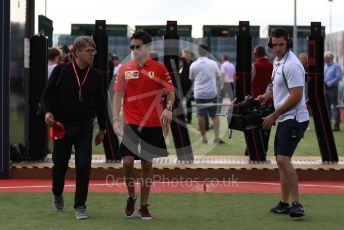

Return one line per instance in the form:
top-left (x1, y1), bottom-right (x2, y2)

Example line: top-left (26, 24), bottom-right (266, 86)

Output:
top-left (45, 112), bottom-right (55, 127)
top-left (113, 120), bottom-right (123, 137)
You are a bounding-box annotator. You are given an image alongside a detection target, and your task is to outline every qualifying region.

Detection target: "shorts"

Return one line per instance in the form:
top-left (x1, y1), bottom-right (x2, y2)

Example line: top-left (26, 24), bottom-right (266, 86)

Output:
top-left (274, 119), bottom-right (309, 157)
top-left (195, 97), bottom-right (217, 118)
top-left (118, 124), bottom-right (168, 161)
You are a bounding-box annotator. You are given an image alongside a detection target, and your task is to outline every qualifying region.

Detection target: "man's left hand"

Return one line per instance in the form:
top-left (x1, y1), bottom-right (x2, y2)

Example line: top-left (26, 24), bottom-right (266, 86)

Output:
top-left (161, 108), bottom-right (173, 125)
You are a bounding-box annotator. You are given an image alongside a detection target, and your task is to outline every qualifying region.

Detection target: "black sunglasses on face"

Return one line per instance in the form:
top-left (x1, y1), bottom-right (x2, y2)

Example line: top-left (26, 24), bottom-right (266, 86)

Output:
top-left (129, 45), bottom-right (142, 50)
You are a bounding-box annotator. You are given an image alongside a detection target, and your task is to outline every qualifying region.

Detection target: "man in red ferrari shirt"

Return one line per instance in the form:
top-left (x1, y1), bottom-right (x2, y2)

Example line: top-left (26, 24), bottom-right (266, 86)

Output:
top-left (112, 31), bottom-right (175, 220)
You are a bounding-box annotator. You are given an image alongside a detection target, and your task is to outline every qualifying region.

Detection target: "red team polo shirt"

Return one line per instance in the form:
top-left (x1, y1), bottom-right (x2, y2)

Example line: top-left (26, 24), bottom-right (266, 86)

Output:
top-left (113, 59), bottom-right (174, 127)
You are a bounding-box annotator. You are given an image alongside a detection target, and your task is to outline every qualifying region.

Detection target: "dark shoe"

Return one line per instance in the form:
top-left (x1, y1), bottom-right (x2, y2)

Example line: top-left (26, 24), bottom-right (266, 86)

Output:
top-left (53, 195), bottom-right (64, 211)
top-left (270, 201), bottom-right (290, 214)
top-left (74, 206), bottom-right (88, 220)
top-left (214, 138), bottom-right (226, 144)
top-left (138, 204), bottom-right (153, 220)
top-left (125, 196), bottom-right (137, 218)
top-left (333, 124), bottom-right (340, 132)
top-left (289, 201), bottom-right (305, 217)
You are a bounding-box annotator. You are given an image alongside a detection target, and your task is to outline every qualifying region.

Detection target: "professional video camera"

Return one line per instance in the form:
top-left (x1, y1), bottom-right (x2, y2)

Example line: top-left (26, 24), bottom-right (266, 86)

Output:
top-left (227, 95), bottom-right (274, 131)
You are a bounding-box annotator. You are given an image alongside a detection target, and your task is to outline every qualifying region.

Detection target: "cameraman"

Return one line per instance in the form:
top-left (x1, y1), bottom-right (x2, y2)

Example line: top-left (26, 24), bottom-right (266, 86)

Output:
top-left (257, 28), bottom-right (309, 218)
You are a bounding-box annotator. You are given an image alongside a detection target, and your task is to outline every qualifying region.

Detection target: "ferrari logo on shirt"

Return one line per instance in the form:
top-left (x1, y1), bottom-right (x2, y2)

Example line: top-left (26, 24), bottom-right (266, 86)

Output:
top-left (125, 70), bottom-right (139, 79)
top-left (148, 71), bottom-right (155, 79)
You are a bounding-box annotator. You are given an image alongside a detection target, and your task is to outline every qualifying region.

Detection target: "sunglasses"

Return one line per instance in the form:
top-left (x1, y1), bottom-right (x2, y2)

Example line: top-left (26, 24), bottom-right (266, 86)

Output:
top-left (129, 45), bottom-right (142, 50)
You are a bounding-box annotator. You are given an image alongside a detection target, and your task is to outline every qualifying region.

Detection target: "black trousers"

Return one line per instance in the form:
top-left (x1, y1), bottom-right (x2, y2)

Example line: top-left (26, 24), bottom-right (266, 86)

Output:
top-left (52, 121), bottom-right (93, 209)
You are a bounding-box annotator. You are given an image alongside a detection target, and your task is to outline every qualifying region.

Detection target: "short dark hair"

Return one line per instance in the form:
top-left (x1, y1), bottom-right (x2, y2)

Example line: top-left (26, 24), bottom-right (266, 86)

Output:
top-left (254, 45), bottom-right (266, 58)
top-left (131, 30), bottom-right (152, 45)
top-left (271, 28), bottom-right (289, 41)
top-left (48, 47), bottom-right (62, 60)
top-left (112, 55), bottom-right (119, 61)
top-left (222, 54), bottom-right (229, 61)
top-left (198, 44), bottom-right (209, 57)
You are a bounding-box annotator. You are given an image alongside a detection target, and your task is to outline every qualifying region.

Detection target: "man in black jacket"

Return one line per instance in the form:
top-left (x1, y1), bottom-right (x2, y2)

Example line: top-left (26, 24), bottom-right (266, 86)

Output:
top-left (42, 36), bottom-right (107, 220)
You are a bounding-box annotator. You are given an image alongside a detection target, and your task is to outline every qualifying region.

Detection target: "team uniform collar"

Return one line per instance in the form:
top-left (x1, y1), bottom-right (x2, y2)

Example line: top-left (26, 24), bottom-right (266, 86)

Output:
top-left (134, 58), bottom-right (154, 69)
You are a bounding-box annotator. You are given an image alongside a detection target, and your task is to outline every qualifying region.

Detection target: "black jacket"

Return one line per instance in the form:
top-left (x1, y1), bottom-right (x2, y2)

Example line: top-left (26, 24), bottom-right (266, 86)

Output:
top-left (42, 62), bottom-right (106, 130)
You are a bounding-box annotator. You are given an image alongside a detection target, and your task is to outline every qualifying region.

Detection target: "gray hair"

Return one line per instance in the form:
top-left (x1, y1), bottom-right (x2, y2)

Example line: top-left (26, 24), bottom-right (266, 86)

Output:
top-left (324, 51), bottom-right (334, 58)
top-left (72, 36), bottom-right (96, 57)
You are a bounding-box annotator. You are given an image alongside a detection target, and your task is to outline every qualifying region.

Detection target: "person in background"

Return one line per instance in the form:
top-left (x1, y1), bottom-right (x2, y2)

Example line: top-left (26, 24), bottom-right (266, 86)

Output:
top-left (149, 50), bottom-right (159, 62)
top-left (219, 54), bottom-right (235, 102)
top-left (252, 45), bottom-right (273, 98)
top-left (190, 44), bottom-right (225, 144)
top-left (48, 47), bottom-right (63, 78)
top-left (108, 52), bottom-right (115, 87)
top-left (112, 54), bottom-right (121, 76)
top-left (252, 45), bottom-right (273, 153)
top-left (324, 51), bottom-right (342, 131)
top-left (298, 52), bottom-right (311, 121)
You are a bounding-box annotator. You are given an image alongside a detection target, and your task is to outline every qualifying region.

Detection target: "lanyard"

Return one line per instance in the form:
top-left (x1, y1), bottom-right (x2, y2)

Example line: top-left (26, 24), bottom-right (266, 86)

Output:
top-left (72, 61), bottom-right (90, 102)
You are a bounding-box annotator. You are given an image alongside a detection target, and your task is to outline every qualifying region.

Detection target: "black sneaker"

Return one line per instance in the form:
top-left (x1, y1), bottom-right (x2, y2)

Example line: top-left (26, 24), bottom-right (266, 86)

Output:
top-left (289, 201), bottom-right (305, 217)
top-left (270, 201), bottom-right (290, 214)
top-left (53, 195), bottom-right (64, 211)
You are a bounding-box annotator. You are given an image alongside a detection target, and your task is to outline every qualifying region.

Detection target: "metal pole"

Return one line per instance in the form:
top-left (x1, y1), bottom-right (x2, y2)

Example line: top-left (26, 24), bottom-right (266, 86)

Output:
top-left (45, 0), bottom-right (47, 16)
top-left (329, 0), bottom-right (333, 33)
top-left (293, 0), bottom-right (298, 54)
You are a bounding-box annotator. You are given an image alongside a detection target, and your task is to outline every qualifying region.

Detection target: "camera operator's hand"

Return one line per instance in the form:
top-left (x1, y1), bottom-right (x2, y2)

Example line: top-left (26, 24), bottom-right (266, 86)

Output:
top-left (256, 92), bottom-right (272, 106)
top-left (256, 94), bottom-right (267, 105)
top-left (262, 112), bottom-right (278, 129)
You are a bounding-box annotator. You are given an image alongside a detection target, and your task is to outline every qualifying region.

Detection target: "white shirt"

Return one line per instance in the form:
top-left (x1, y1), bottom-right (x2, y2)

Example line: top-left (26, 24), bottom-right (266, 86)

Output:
top-left (48, 64), bottom-right (58, 79)
top-left (189, 57), bottom-right (221, 99)
top-left (272, 51), bottom-right (309, 122)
